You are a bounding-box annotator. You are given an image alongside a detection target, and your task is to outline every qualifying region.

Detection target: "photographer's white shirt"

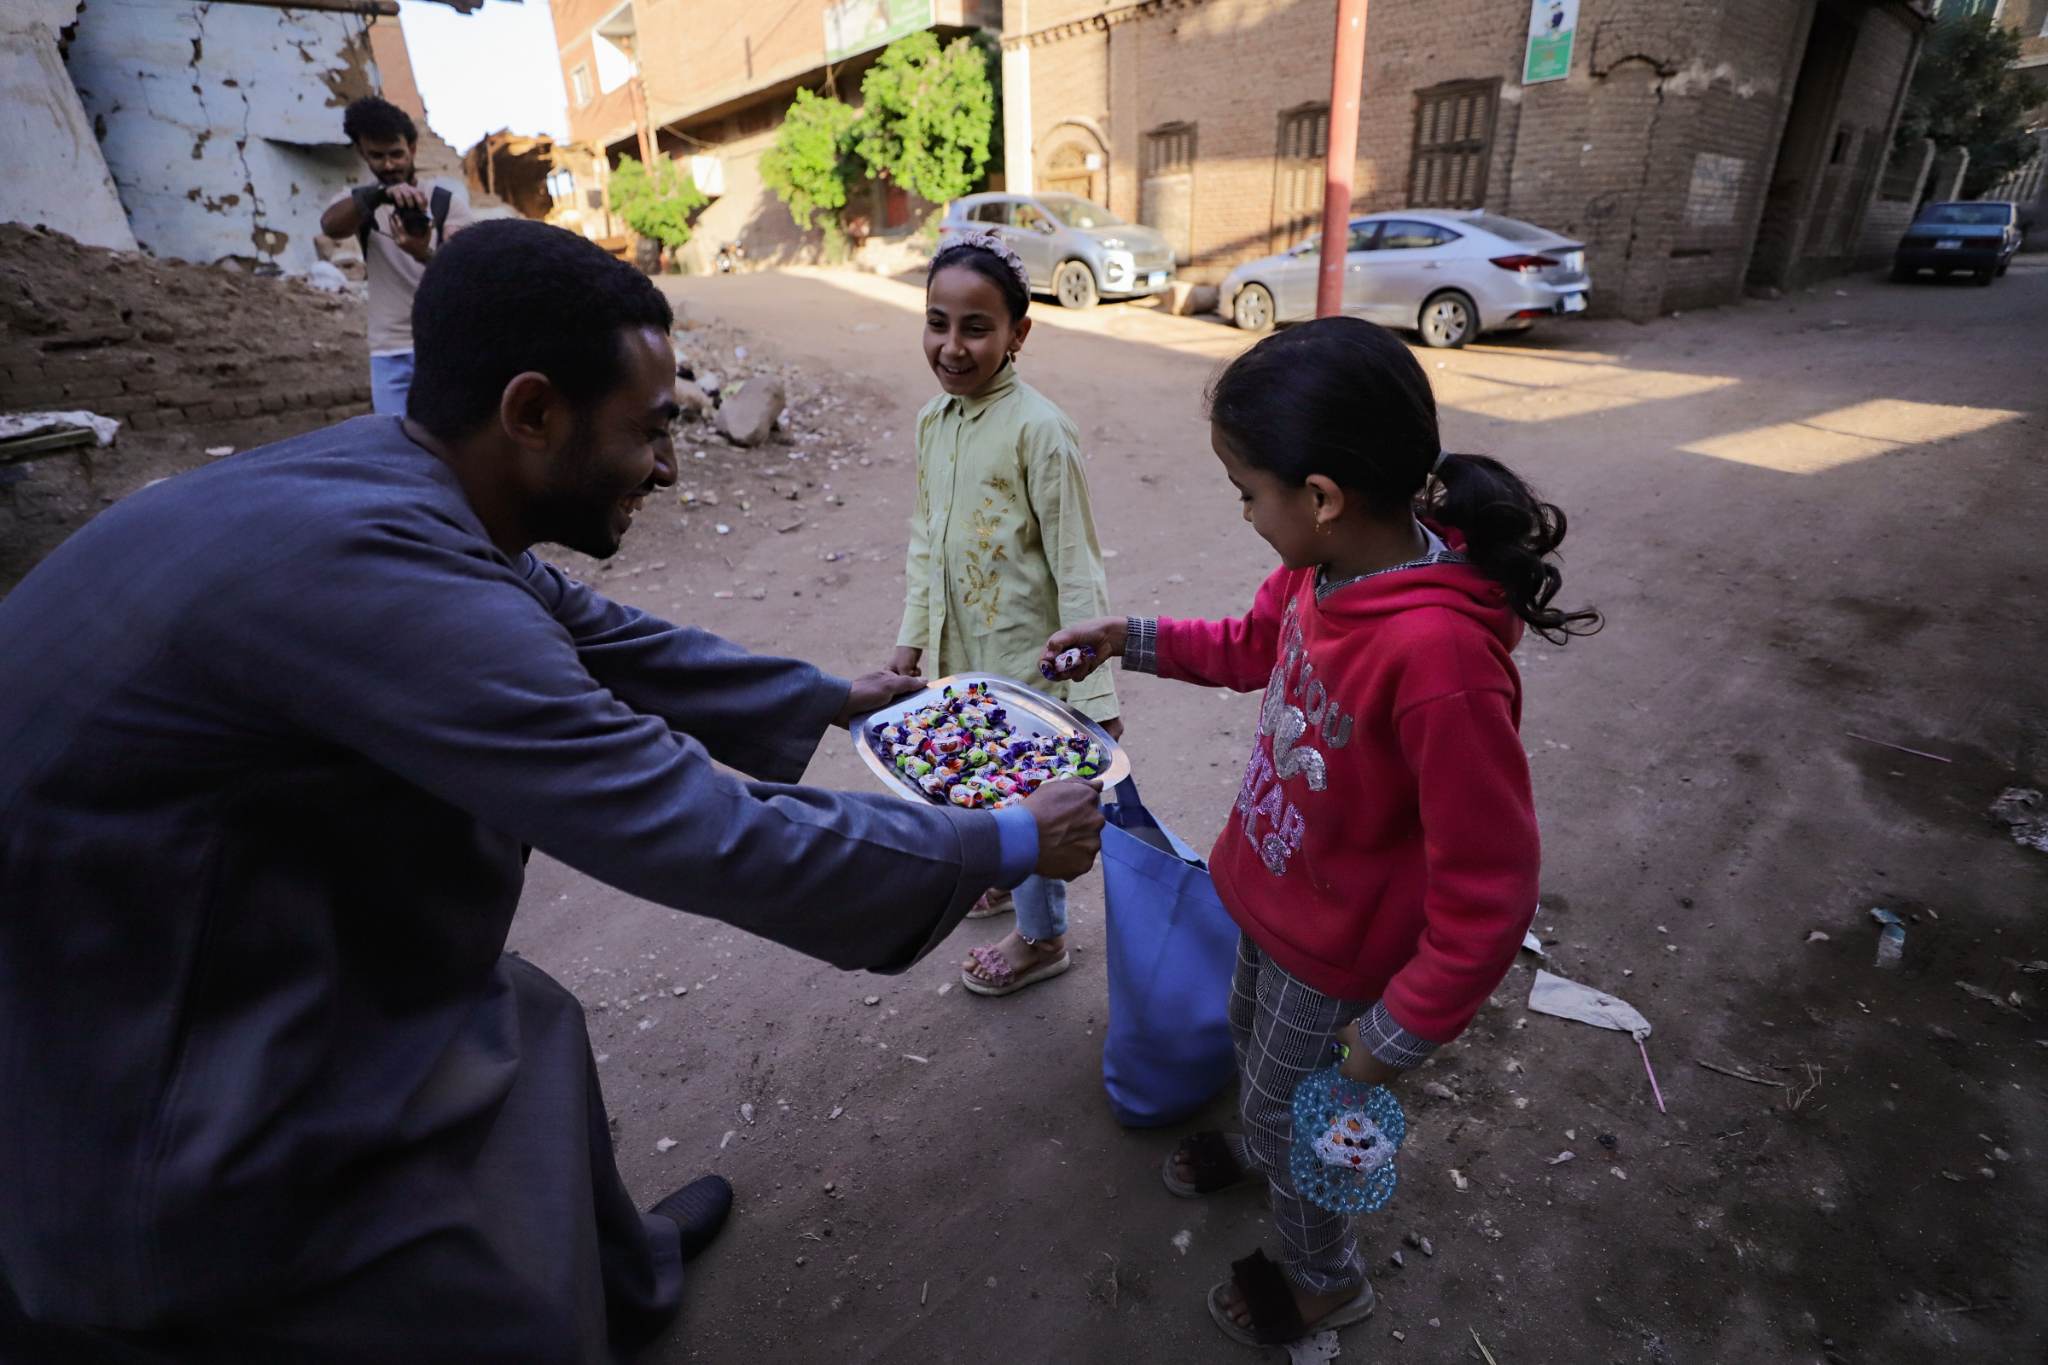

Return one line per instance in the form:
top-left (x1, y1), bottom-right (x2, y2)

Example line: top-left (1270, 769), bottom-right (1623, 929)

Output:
top-left (326, 177), bottom-right (472, 355)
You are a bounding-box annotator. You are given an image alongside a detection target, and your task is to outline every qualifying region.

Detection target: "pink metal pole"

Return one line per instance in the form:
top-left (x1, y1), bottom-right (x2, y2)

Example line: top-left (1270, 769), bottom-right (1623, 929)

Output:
top-left (1315, 0), bottom-right (1368, 318)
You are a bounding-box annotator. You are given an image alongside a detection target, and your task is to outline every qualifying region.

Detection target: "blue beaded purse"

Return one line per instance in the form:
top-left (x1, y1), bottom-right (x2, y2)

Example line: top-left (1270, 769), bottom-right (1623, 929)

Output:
top-left (1288, 1061), bottom-right (1407, 1216)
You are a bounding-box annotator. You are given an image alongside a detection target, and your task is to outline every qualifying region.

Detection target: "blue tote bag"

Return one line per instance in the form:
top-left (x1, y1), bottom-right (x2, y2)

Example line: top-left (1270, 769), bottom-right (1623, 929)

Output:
top-left (1100, 777), bottom-right (1242, 1127)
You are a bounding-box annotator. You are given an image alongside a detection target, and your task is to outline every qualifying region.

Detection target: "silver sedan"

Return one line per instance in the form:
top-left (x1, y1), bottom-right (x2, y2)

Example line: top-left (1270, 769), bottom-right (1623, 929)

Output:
top-left (1219, 210), bottom-right (1591, 347)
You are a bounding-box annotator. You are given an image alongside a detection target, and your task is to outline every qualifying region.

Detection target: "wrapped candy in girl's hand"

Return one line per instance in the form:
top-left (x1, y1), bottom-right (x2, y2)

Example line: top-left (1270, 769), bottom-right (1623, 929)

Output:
top-left (1038, 617), bottom-right (1125, 681)
top-left (1038, 645), bottom-right (1096, 681)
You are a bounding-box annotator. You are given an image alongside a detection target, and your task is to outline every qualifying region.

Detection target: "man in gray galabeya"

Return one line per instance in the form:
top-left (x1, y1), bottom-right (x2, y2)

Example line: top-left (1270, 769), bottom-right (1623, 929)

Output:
top-left (0, 219), bottom-right (1104, 1361)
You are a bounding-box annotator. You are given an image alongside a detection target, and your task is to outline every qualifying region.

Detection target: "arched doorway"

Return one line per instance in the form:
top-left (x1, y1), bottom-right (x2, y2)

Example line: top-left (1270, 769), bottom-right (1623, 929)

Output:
top-left (1039, 125), bottom-right (1106, 204)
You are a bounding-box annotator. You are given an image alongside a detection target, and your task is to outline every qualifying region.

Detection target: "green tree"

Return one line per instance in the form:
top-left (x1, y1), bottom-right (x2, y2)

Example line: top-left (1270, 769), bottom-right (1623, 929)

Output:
top-left (609, 155), bottom-right (708, 249)
top-left (852, 32), bottom-right (997, 207)
top-left (1898, 13), bottom-right (2037, 197)
top-left (761, 89), bottom-right (862, 233)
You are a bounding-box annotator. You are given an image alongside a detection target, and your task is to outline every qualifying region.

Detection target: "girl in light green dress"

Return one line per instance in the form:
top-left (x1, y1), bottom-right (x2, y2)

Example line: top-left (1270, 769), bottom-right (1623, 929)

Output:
top-left (888, 233), bottom-right (1121, 998)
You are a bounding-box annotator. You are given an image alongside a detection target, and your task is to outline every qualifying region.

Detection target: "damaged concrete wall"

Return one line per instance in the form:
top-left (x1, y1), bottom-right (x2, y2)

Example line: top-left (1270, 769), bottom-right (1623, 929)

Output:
top-left (64, 0), bottom-right (378, 275)
top-left (0, 14), bottom-right (139, 253)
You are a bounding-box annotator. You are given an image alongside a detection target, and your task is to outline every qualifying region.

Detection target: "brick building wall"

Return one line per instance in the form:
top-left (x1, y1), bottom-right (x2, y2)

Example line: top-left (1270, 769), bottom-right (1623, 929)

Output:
top-left (556, 0), bottom-right (642, 151)
top-left (1008, 0), bottom-right (1924, 319)
top-left (1855, 134), bottom-right (1934, 264)
top-left (550, 0), bottom-right (996, 268)
top-left (1748, 1), bottom-right (1921, 290)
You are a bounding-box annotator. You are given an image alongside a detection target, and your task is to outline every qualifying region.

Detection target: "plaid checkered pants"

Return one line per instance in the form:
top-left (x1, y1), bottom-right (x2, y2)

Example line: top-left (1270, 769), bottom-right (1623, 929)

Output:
top-left (1226, 934), bottom-right (1371, 1295)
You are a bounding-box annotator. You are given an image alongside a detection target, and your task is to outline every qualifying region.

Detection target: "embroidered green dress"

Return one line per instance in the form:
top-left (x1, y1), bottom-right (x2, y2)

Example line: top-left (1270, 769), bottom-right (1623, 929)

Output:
top-left (897, 364), bottom-right (1119, 722)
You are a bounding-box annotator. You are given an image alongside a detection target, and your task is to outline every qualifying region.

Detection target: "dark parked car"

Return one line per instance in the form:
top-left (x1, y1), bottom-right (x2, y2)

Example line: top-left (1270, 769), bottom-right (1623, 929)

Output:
top-left (1892, 201), bottom-right (2022, 285)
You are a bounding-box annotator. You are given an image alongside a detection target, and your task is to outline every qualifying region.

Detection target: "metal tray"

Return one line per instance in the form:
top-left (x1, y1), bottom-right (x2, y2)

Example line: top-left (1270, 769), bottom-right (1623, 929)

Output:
top-left (850, 672), bottom-right (1130, 805)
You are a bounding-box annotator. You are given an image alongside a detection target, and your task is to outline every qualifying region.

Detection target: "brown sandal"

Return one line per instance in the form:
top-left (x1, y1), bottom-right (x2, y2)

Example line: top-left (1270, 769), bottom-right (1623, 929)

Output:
top-left (1161, 1131), bottom-right (1252, 1198)
top-left (1207, 1248), bottom-right (1375, 1347)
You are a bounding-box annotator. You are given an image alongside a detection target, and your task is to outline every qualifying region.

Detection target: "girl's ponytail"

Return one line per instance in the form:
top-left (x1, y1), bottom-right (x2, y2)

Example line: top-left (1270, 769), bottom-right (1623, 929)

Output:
top-left (1427, 453), bottom-right (1601, 643)
top-left (1207, 317), bottom-right (1599, 644)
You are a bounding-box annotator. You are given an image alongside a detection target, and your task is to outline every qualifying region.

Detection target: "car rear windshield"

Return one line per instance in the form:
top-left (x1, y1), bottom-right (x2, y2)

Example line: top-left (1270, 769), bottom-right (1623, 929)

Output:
top-left (1461, 212), bottom-right (1553, 242)
top-left (1920, 203), bottom-right (2011, 226)
top-left (1039, 194), bottom-right (1124, 229)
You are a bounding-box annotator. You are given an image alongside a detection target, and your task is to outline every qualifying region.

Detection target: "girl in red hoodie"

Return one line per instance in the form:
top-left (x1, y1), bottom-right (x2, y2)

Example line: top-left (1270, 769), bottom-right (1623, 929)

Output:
top-left (1043, 316), bottom-right (1597, 1349)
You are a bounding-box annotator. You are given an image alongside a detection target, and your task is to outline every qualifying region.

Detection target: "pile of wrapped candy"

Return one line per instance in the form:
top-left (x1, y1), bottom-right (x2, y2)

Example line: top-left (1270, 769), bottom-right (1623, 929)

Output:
top-left (868, 682), bottom-right (1107, 809)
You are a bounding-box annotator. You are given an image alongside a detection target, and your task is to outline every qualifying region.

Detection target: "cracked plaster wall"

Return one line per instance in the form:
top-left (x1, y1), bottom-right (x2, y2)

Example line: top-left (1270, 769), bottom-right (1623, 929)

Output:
top-left (0, 0), bottom-right (138, 253)
top-left (65, 0), bottom-right (377, 274)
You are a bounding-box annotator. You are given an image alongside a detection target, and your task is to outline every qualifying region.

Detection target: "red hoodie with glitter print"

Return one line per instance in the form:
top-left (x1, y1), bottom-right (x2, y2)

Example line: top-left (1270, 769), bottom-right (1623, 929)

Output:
top-left (1154, 538), bottom-right (1540, 1044)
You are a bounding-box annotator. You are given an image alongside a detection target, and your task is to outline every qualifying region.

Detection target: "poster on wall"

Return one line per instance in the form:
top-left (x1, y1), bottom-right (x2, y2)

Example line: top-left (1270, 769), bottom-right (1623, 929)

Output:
top-left (1523, 0), bottom-right (1578, 84)
top-left (824, 0), bottom-right (934, 64)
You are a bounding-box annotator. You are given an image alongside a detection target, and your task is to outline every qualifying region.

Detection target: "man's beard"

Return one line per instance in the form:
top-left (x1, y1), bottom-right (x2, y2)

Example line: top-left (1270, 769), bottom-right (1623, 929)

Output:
top-left (538, 418), bottom-right (638, 561)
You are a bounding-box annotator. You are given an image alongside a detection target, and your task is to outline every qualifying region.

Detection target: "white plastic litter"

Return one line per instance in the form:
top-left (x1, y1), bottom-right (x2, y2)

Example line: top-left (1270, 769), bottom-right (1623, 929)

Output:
top-left (1528, 969), bottom-right (1666, 1112)
top-left (1989, 788), bottom-right (2048, 854)
top-left (1520, 930), bottom-right (1547, 957)
top-left (0, 410), bottom-right (119, 446)
top-left (1527, 969), bottom-right (1651, 1039)
top-left (1871, 907), bottom-right (1906, 967)
top-left (1286, 1330), bottom-right (1342, 1364)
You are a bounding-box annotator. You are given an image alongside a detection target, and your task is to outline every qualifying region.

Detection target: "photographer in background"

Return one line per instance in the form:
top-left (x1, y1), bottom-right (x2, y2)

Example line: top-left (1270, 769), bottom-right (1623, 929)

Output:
top-left (321, 96), bottom-right (472, 416)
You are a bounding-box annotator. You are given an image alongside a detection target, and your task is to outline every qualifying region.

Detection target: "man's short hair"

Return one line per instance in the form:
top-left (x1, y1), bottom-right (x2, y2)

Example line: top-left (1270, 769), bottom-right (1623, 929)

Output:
top-left (407, 220), bottom-right (675, 439)
top-left (343, 96), bottom-right (416, 146)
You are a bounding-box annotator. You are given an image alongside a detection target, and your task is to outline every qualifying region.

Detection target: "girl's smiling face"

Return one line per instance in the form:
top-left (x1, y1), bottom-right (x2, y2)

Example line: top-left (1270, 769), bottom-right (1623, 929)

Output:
top-left (924, 263), bottom-right (1030, 396)
top-left (1214, 421), bottom-right (1326, 570)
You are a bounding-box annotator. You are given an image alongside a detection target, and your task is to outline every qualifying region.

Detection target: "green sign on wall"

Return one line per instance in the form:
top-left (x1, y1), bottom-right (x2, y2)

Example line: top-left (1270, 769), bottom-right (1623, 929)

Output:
top-left (1523, 0), bottom-right (1578, 85)
top-left (824, 0), bottom-right (934, 64)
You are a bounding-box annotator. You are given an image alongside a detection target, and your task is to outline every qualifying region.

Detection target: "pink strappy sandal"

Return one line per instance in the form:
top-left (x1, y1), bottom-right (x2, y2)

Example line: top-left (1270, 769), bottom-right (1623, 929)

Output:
top-left (961, 941), bottom-right (1072, 997)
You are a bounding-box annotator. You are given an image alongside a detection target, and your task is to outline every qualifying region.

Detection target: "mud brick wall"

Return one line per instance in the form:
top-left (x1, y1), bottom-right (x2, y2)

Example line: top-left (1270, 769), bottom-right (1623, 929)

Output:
top-left (0, 330), bottom-right (372, 452)
top-left (0, 224), bottom-right (374, 453)
top-left (2, 223), bottom-right (374, 588)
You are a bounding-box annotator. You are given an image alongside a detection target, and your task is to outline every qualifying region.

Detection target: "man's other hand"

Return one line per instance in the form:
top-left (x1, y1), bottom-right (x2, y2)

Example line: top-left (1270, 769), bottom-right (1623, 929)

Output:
top-left (1022, 779), bottom-right (1104, 880)
top-left (836, 670), bottom-right (924, 728)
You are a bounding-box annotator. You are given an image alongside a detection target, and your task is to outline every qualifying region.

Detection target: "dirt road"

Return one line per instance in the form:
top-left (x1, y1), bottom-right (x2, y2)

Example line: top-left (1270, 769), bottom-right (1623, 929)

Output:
top-left (510, 260), bottom-right (2048, 1364)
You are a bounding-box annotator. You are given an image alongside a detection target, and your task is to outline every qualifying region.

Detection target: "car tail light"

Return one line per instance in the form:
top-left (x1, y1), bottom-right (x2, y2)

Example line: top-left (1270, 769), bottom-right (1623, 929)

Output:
top-left (1490, 254), bottom-right (1560, 272)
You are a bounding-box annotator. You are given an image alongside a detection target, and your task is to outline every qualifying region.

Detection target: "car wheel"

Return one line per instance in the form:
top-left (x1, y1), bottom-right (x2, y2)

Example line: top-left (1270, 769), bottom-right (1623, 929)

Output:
top-left (1890, 262), bottom-right (1913, 283)
top-left (1975, 269), bottom-right (1995, 287)
top-left (1055, 262), bottom-right (1099, 310)
top-left (1418, 290), bottom-right (1476, 349)
top-left (1997, 258), bottom-right (2010, 277)
top-left (1232, 283), bottom-right (1276, 333)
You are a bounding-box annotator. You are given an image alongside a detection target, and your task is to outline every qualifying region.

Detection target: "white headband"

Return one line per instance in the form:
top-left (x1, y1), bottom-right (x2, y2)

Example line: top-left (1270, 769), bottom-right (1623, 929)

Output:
top-left (940, 230), bottom-right (1033, 299)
